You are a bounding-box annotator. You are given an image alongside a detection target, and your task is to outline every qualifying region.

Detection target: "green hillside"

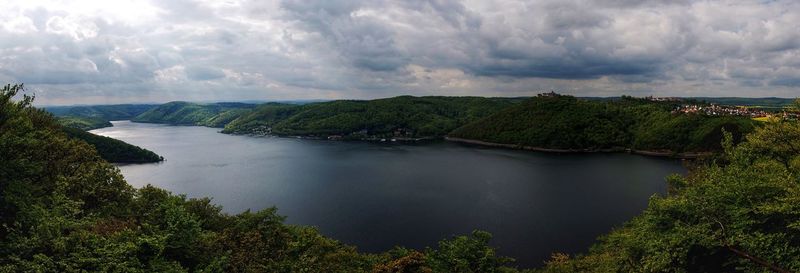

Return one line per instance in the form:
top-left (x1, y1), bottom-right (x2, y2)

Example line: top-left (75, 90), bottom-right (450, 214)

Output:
top-left (132, 101), bottom-right (257, 127)
top-left (61, 127), bottom-right (163, 163)
top-left (51, 111), bottom-right (163, 163)
top-left (449, 95), bottom-right (756, 153)
top-left (223, 96), bottom-right (518, 138)
top-left (220, 103), bottom-right (304, 134)
top-left (537, 123), bottom-right (800, 272)
top-left (56, 116), bottom-right (113, 130)
top-left (46, 104), bottom-right (157, 120)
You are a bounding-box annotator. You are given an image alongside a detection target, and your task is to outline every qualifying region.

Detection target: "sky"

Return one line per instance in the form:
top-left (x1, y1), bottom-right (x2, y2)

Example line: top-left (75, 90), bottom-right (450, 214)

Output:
top-left (1, 0), bottom-right (799, 105)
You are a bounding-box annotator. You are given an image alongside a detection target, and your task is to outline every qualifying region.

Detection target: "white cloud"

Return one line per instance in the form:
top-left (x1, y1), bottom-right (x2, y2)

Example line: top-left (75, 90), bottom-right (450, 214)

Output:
top-left (0, 0), bottom-right (797, 105)
top-left (45, 15), bottom-right (99, 41)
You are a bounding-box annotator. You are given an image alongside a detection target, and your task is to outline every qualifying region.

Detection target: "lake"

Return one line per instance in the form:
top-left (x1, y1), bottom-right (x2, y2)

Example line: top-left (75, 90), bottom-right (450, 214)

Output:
top-left (92, 121), bottom-right (685, 267)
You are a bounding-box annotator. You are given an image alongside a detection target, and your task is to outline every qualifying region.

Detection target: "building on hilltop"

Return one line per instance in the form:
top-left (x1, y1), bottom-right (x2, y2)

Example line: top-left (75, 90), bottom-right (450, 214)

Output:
top-left (537, 91), bottom-right (560, 97)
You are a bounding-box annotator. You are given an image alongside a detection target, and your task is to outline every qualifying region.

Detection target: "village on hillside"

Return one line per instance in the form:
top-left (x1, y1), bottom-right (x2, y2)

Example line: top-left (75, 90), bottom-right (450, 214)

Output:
top-left (643, 96), bottom-right (800, 120)
top-left (543, 92), bottom-right (798, 120)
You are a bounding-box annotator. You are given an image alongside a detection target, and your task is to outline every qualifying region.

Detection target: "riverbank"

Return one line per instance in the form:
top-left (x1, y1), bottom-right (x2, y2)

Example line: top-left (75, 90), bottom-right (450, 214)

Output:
top-left (444, 136), bottom-right (712, 159)
top-left (127, 120), bottom-right (712, 159)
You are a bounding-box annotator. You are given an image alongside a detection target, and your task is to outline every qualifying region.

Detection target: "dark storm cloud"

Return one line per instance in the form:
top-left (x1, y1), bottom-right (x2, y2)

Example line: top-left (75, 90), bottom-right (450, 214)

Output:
top-left (281, 0), bottom-right (409, 71)
top-left (1, 0), bottom-right (799, 104)
top-left (277, 0), bottom-right (696, 81)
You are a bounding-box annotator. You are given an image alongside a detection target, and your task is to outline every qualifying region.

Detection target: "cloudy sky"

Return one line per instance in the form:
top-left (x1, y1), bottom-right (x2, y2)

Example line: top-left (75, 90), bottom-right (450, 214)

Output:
top-left (1, 0), bottom-right (799, 105)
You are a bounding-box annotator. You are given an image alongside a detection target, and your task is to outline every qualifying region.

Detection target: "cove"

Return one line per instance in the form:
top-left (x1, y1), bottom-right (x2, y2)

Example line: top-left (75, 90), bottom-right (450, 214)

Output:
top-left (92, 121), bottom-right (685, 267)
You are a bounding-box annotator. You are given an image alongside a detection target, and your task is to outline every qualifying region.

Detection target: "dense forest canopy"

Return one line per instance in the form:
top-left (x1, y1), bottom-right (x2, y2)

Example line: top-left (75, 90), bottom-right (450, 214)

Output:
top-left (61, 127), bottom-right (163, 164)
top-left (2, 84), bottom-right (800, 272)
top-left (537, 124), bottom-right (800, 272)
top-left (46, 104), bottom-right (157, 121)
top-left (132, 102), bottom-right (258, 127)
top-left (56, 116), bottom-right (113, 131)
top-left (47, 110), bottom-right (163, 164)
top-left (44, 96), bottom-right (765, 155)
top-left (220, 102), bottom-right (304, 134)
top-left (223, 96), bottom-right (519, 138)
top-left (450, 95), bottom-right (757, 153)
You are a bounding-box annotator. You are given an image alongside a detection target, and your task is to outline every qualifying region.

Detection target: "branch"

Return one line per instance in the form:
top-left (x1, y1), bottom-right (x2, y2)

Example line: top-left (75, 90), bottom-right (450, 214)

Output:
top-left (726, 246), bottom-right (793, 273)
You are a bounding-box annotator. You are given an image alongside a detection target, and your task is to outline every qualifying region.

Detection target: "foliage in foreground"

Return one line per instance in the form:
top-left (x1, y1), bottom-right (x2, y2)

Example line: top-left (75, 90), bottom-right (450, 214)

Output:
top-left (1, 85), bottom-right (523, 272)
top-left (537, 122), bottom-right (800, 272)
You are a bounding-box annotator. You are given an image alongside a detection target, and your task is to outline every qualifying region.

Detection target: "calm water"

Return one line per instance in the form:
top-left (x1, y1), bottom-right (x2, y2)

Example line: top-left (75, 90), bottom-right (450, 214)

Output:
top-left (92, 121), bottom-right (685, 267)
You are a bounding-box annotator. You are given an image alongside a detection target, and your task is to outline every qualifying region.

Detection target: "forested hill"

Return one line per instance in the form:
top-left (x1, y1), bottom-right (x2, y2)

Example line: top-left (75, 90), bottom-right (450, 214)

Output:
top-left (693, 97), bottom-right (796, 108)
top-left (45, 104), bottom-right (157, 120)
top-left (222, 96), bottom-right (519, 138)
top-left (56, 116), bottom-right (113, 131)
top-left (50, 112), bottom-right (163, 164)
top-left (131, 101), bottom-right (257, 127)
top-left (219, 102), bottom-right (304, 134)
top-left (47, 104), bottom-right (158, 131)
top-left (45, 95), bottom-right (760, 154)
top-left (61, 127), bottom-right (163, 163)
top-left (449, 95), bottom-right (757, 153)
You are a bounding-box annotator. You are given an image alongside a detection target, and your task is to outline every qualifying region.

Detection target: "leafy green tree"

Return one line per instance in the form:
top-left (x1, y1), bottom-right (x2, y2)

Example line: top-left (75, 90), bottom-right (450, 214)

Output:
top-left (537, 127), bottom-right (800, 273)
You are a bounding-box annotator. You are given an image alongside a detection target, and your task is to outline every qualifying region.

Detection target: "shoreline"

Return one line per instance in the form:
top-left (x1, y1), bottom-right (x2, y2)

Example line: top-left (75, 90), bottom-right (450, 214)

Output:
top-left (444, 136), bottom-right (712, 159)
top-left (128, 120), bottom-right (712, 159)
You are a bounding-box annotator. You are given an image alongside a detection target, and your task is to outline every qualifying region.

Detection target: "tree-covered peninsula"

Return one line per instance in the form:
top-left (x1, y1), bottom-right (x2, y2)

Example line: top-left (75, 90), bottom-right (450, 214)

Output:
top-left (47, 110), bottom-right (163, 164)
top-left (61, 127), bottom-right (163, 164)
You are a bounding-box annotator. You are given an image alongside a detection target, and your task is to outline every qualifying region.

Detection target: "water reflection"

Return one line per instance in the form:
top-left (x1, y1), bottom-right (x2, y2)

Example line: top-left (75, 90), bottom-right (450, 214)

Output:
top-left (92, 121), bottom-right (685, 267)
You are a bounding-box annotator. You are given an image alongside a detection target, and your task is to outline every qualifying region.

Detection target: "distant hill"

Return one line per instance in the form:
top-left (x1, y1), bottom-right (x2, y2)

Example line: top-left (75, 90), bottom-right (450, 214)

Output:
top-left (45, 104), bottom-right (157, 120)
top-left (45, 95), bottom-right (778, 154)
top-left (220, 103), bottom-right (304, 134)
top-left (691, 97), bottom-right (796, 108)
top-left (222, 96), bottom-right (520, 138)
top-left (132, 101), bottom-right (258, 127)
top-left (583, 96), bottom-right (797, 109)
top-left (56, 116), bottom-right (113, 130)
top-left (449, 95), bottom-right (757, 153)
